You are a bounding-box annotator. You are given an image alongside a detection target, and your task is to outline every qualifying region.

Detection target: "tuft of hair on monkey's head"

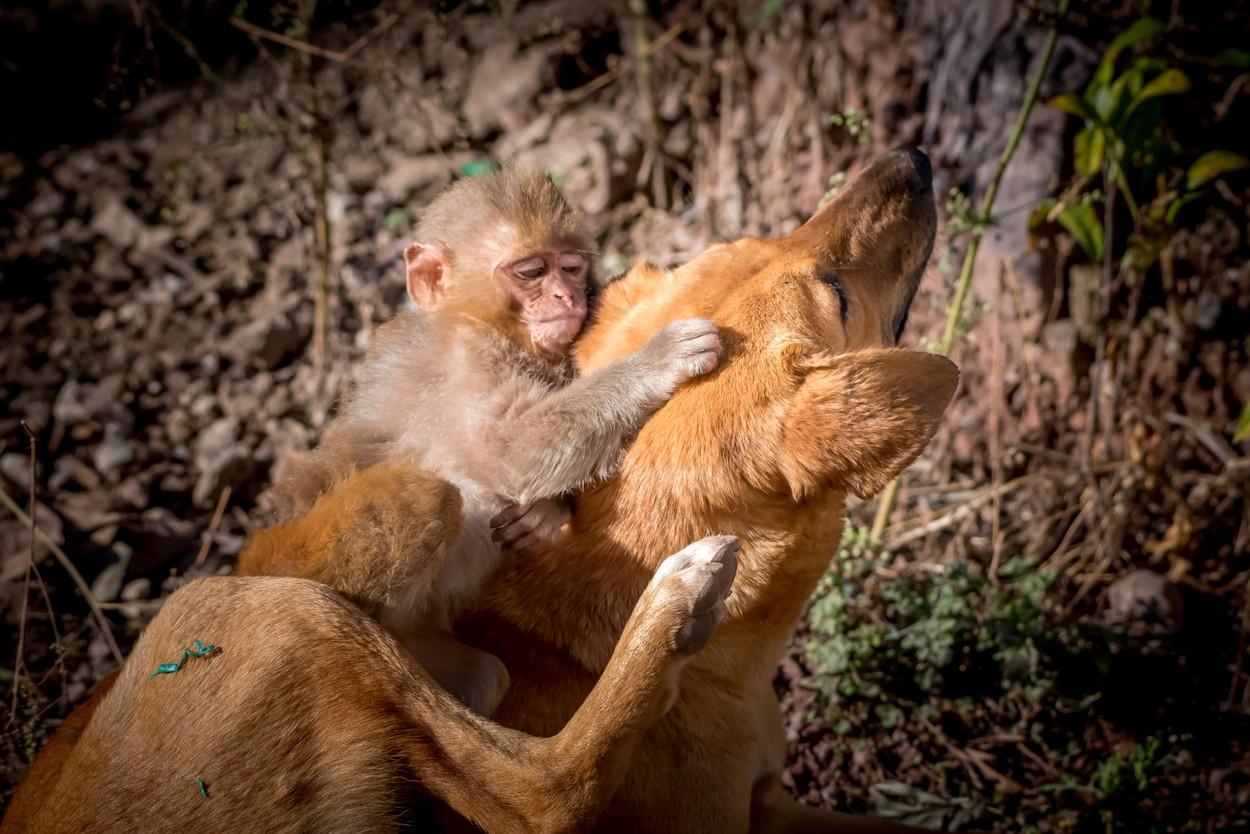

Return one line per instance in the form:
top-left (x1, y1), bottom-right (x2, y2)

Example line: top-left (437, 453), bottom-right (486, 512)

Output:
top-left (416, 169), bottom-right (597, 272)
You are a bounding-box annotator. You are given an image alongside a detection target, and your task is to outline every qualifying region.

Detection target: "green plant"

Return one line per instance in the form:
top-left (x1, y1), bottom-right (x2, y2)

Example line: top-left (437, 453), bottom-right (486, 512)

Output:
top-left (942, 187), bottom-right (990, 238)
top-left (804, 532), bottom-right (1073, 706)
top-left (817, 171), bottom-right (846, 209)
top-left (798, 522), bottom-right (1129, 829)
top-left (1086, 736), bottom-right (1183, 801)
top-left (829, 107), bottom-right (872, 145)
top-left (1035, 16), bottom-right (1249, 270)
top-left (870, 0), bottom-right (1071, 540)
top-left (1034, 733), bottom-right (1188, 833)
top-left (1236, 402), bottom-right (1250, 444)
top-left (750, 0), bottom-right (787, 27)
top-left (383, 208), bottom-right (412, 232)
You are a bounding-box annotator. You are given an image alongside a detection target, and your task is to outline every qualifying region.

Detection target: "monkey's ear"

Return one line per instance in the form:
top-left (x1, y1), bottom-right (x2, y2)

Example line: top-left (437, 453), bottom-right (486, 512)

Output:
top-left (405, 243), bottom-right (451, 310)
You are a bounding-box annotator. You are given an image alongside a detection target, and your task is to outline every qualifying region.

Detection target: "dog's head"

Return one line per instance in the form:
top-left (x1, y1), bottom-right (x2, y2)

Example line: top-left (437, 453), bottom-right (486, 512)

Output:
top-left (577, 147), bottom-right (957, 503)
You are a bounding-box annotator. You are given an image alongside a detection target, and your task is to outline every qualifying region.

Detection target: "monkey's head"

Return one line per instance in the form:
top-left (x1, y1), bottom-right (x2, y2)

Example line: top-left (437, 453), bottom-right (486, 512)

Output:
top-left (403, 170), bottom-right (597, 358)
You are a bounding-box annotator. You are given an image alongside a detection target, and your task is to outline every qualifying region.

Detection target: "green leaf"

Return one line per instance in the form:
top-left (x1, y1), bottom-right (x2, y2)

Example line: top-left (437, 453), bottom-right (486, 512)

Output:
top-left (1213, 48), bottom-right (1250, 68)
top-left (1093, 17), bottom-right (1165, 90)
top-left (1235, 402), bottom-right (1250, 444)
top-left (457, 159), bottom-right (501, 178)
top-left (1049, 93), bottom-right (1091, 119)
top-left (1055, 202), bottom-right (1105, 263)
top-left (1105, 62), bottom-right (1145, 122)
top-left (1164, 192), bottom-right (1202, 225)
top-left (1186, 150), bottom-right (1250, 189)
top-left (1074, 128), bottom-right (1106, 177)
top-left (1128, 68), bottom-right (1190, 112)
top-left (1028, 199), bottom-right (1057, 230)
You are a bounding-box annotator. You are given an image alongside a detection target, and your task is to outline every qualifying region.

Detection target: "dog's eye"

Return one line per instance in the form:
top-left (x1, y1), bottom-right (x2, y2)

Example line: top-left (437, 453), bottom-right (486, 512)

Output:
top-left (818, 270), bottom-right (849, 322)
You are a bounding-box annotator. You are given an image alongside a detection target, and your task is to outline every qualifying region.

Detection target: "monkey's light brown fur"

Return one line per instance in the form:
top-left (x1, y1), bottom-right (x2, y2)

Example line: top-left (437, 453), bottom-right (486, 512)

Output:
top-left (6, 148), bottom-right (956, 834)
top-left (243, 169), bottom-right (721, 714)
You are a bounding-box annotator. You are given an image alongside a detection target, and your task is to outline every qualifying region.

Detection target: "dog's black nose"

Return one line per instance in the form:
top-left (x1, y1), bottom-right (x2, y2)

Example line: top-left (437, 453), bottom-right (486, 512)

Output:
top-left (891, 145), bottom-right (932, 192)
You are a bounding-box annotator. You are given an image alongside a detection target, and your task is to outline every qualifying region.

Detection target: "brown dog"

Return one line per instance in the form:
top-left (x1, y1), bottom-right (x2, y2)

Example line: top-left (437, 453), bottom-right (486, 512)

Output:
top-left (458, 145), bottom-right (956, 833)
top-left (2, 535), bottom-right (739, 833)
top-left (5, 147), bottom-right (956, 833)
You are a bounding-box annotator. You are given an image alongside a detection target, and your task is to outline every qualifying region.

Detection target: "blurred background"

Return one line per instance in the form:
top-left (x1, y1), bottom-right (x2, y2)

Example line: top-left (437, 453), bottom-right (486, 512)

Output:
top-left (2, 1), bottom-right (1249, 830)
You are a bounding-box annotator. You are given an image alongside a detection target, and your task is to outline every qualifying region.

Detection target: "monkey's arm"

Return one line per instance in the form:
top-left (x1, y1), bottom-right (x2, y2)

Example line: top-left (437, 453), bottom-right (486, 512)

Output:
top-left (490, 318), bottom-right (720, 504)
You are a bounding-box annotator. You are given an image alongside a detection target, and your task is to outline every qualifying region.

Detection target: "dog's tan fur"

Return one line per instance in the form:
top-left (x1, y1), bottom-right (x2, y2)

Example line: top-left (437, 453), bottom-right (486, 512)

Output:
top-left (5, 148), bottom-right (956, 833)
top-left (4, 535), bottom-right (740, 833)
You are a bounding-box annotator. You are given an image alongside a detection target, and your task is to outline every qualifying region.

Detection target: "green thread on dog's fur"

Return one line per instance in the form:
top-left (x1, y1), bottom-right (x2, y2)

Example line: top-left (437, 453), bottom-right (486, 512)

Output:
top-left (196, 778), bottom-right (208, 798)
top-left (148, 640), bottom-right (218, 679)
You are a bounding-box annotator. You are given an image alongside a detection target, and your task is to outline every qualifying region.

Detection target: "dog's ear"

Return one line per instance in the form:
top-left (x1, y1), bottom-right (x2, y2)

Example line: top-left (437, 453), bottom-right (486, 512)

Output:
top-left (779, 348), bottom-right (958, 500)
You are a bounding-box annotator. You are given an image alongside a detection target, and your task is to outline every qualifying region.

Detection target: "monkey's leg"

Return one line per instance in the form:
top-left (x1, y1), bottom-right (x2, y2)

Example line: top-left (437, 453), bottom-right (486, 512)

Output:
top-left (238, 463), bottom-right (462, 615)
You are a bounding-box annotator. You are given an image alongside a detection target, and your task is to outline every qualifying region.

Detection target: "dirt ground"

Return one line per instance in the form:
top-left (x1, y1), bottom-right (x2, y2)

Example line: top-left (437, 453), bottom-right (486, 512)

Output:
top-left (2, 1), bottom-right (1249, 831)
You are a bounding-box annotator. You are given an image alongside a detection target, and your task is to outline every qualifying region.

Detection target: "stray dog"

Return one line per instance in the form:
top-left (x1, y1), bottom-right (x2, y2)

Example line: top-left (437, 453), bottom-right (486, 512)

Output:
top-left (6, 148), bottom-right (955, 834)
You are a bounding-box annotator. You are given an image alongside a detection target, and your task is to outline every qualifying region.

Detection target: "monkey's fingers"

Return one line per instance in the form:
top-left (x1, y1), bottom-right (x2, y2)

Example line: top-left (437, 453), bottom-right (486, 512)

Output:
top-left (490, 504), bottom-right (528, 530)
top-left (510, 531), bottom-right (549, 557)
top-left (492, 513), bottom-right (537, 546)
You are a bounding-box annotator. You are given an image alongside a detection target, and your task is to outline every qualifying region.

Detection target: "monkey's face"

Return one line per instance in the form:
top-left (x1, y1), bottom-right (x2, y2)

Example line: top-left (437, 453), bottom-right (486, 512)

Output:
top-left (496, 247), bottom-right (591, 355)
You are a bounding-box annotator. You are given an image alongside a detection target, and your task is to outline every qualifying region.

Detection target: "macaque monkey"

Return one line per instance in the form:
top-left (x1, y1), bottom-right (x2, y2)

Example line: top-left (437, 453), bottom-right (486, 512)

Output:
top-left (241, 170), bottom-right (721, 714)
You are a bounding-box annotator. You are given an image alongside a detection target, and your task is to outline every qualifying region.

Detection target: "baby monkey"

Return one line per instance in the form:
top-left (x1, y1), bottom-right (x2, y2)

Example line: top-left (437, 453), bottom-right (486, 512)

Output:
top-left (241, 170), bottom-right (721, 713)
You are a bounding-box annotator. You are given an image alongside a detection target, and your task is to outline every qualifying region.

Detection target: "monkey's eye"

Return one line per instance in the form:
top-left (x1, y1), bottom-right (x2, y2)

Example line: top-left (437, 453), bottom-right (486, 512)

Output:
top-left (513, 257), bottom-right (548, 281)
top-left (558, 253), bottom-right (587, 272)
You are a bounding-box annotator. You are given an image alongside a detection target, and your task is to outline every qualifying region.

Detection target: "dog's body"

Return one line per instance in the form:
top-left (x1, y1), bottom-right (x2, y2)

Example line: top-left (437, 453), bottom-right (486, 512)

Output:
top-left (4, 536), bottom-right (740, 834)
top-left (5, 148), bottom-right (956, 833)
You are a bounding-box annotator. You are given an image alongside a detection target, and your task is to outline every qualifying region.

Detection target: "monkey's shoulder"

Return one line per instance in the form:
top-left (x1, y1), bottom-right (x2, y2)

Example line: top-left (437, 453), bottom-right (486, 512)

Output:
top-left (373, 310), bottom-right (569, 389)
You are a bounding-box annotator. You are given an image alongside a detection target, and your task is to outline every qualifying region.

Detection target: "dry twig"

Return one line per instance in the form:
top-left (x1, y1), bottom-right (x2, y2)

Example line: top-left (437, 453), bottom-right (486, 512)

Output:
top-left (8, 424), bottom-right (69, 726)
top-left (193, 486), bottom-right (233, 570)
top-left (0, 490), bottom-right (124, 667)
top-left (228, 13), bottom-right (398, 65)
top-left (9, 426), bottom-right (36, 725)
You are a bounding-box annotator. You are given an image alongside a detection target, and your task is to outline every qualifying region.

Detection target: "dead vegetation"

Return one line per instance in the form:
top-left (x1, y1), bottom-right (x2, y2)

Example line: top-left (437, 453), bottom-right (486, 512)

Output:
top-left (2, 1), bottom-right (1248, 830)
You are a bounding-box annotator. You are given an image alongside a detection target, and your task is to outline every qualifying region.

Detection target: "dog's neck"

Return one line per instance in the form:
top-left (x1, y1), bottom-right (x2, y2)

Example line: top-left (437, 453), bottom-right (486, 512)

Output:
top-left (477, 472), bottom-right (849, 692)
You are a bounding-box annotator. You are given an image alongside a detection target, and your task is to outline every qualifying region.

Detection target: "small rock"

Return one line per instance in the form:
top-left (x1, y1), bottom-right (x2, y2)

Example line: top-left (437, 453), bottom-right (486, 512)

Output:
top-left (1107, 569), bottom-right (1184, 634)
top-left (87, 631), bottom-right (114, 669)
top-left (195, 417), bottom-right (239, 466)
top-left (91, 557), bottom-right (128, 604)
top-left (28, 189), bottom-right (66, 219)
top-left (49, 455), bottom-right (102, 491)
top-left (118, 577), bottom-right (154, 619)
top-left (0, 453), bottom-right (30, 490)
top-left (222, 314), bottom-right (307, 370)
top-left (93, 426), bottom-right (135, 476)
top-left (54, 376), bottom-right (125, 426)
top-left (463, 41), bottom-right (547, 138)
top-left (1194, 289), bottom-right (1222, 331)
top-left (121, 577), bottom-right (151, 601)
top-left (378, 153), bottom-right (472, 202)
top-left (90, 196), bottom-right (144, 250)
top-left (192, 417), bottom-right (254, 506)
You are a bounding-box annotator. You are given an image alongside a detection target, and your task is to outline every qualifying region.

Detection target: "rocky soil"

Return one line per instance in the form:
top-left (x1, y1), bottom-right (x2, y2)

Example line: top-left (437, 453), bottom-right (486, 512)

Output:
top-left (3, 2), bottom-right (1248, 830)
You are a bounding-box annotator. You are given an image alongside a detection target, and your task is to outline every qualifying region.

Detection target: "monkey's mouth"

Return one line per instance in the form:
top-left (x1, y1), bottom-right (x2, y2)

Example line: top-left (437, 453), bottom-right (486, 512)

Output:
top-left (532, 315), bottom-right (584, 346)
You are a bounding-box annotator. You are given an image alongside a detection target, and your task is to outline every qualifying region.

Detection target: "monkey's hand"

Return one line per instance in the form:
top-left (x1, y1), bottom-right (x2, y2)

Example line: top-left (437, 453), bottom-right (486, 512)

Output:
top-left (637, 318), bottom-right (722, 389)
top-left (489, 498), bottom-right (573, 556)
